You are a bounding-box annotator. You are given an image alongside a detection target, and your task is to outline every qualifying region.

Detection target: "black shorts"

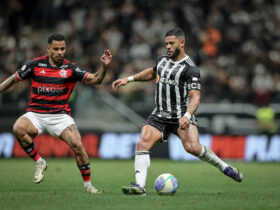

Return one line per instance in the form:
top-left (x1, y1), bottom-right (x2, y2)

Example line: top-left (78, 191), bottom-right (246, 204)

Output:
top-left (143, 114), bottom-right (198, 141)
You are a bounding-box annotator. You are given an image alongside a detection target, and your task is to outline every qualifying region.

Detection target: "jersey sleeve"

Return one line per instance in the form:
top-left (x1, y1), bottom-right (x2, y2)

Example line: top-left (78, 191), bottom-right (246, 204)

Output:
top-left (15, 60), bottom-right (35, 81)
top-left (72, 65), bottom-right (89, 83)
top-left (153, 56), bottom-right (164, 72)
top-left (186, 66), bottom-right (201, 91)
top-left (153, 62), bottom-right (157, 72)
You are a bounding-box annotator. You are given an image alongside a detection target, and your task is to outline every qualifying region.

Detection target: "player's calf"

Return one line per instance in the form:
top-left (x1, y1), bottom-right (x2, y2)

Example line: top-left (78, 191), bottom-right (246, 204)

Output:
top-left (22, 142), bottom-right (41, 161)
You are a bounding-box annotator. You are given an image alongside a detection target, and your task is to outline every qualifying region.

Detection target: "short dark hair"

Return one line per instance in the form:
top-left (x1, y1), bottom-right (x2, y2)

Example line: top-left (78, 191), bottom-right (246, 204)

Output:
top-left (48, 33), bottom-right (66, 44)
top-left (165, 28), bottom-right (185, 39)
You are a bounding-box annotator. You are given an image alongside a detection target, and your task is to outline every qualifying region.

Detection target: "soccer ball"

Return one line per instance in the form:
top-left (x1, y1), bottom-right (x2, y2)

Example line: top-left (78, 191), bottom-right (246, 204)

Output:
top-left (154, 173), bottom-right (178, 195)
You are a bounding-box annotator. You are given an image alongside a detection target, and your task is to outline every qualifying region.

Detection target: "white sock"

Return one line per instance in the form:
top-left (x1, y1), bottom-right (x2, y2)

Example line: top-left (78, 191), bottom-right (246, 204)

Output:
top-left (36, 157), bottom-right (43, 164)
top-left (134, 151), bottom-right (150, 188)
top-left (84, 181), bottom-right (91, 188)
top-left (199, 145), bottom-right (228, 171)
top-left (199, 144), bottom-right (205, 157)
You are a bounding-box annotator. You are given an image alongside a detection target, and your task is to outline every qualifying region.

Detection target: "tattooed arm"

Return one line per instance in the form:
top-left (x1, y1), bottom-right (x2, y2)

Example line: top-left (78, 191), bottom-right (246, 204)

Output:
top-left (84, 64), bottom-right (109, 85)
top-left (83, 49), bottom-right (112, 86)
top-left (0, 74), bottom-right (19, 93)
top-left (112, 67), bottom-right (156, 90)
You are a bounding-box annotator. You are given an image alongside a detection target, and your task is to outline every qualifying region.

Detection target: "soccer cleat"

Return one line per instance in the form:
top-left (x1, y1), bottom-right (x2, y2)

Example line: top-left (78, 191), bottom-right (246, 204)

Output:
top-left (33, 159), bottom-right (47, 184)
top-left (84, 184), bottom-right (101, 194)
top-left (223, 165), bottom-right (243, 182)
top-left (121, 182), bottom-right (146, 196)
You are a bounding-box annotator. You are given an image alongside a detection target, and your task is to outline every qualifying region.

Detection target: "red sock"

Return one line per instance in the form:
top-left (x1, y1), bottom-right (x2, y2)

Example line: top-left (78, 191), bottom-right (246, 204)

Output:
top-left (78, 164), bottom-right (91, 182)
top-left (23, 143), bottom-right (41, 161)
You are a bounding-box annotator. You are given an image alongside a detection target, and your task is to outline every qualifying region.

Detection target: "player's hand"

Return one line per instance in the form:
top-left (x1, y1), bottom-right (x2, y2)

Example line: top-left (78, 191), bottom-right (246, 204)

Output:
top-left (179, 116), bottom-right (190, 130)
top-left (100, 49), bottom-right (112, 67)
top-left (112, 78), bottom-right (129, 90)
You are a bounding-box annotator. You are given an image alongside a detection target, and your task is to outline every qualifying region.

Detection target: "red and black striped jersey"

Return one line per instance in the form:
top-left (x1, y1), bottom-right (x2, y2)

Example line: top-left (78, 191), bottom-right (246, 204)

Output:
top-left (15, 55), bottom-right (89, 115)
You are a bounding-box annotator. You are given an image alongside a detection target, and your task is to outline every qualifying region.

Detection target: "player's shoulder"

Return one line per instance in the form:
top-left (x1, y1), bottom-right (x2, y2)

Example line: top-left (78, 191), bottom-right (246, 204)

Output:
top-left (31, 55), bottom-right (48, 67)
top-left (19, 56), bottom-right (44, 70)
top-left (181, 56), bottom-right (200, 72)
top-left (67, 62), bottom-right (87, 75)
top-left (63, 58), bottom-right (73, 65)
top-left (153, 55), bottom-right (169, 71)
top-left (180, 55), bottom-right (197, 67)
top-left (34, 55), bottom-right (47, 61)
top-left (156, 55), bottom-right (169, 63)
top-left (62, 59), bottom-right (77, 68)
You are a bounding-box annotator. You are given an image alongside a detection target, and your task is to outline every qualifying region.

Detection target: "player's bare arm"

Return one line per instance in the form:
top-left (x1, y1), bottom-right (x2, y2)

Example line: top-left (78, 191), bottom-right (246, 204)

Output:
top-left (179, 90), bottom-right (200, 129)
top-left (112, 67), bottom-right (156, 90)
top-left (84, 49), bottom-right (112, 85)
top-left (0, 74), bottom-right (19, 93)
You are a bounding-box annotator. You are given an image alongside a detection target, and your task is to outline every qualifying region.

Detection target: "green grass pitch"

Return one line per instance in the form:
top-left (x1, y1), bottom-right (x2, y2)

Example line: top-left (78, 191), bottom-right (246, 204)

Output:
top-left (0, 159), bottom-right (279, 210)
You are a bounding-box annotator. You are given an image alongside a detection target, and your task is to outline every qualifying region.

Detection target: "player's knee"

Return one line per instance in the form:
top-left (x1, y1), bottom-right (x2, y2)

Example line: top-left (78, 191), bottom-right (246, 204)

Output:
top-left (184, 142), bottom-right (200, 156)
top-left (13, 122), bottom-right (27, 138)
top-left (137, 136), bottom-right (151, 150)
top-left (70, 139), bottom-right (83, 152)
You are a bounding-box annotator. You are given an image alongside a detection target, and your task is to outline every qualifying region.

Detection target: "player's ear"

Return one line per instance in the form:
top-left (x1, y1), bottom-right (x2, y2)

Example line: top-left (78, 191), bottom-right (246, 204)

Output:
top-left (180, 39), bottom-right (185, 48)
top-left (46, 45), bottom-right (50, 54)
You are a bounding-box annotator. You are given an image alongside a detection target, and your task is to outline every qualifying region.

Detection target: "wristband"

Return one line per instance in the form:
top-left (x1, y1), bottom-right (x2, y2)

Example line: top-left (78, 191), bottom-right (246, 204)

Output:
top-left (184, 112), bottom-right (191, 120)
top-left (127, 76), bottom-right (134, 82)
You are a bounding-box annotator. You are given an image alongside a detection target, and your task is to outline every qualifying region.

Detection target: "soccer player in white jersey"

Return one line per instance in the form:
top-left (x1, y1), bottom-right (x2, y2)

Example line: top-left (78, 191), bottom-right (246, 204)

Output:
top-left (112, 28), bottom-right (243, 195)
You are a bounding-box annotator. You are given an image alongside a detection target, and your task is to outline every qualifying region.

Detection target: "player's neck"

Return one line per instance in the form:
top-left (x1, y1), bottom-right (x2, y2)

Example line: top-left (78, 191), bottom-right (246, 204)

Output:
top-left (48, 57), bottom-right (61, 67)
top-left (49, 60), bottom-right (56, 67)
top-left (171, 52), bottom-right (186, 62)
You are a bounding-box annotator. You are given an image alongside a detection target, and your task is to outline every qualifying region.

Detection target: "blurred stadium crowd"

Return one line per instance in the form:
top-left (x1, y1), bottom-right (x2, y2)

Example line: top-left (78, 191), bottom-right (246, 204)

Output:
top-left (0, 0), bottom-right (280, 110)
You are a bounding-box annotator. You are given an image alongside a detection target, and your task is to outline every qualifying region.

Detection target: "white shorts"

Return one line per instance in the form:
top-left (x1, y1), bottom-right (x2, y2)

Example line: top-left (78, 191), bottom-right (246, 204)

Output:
top-left (22, 112), bottom-right (76, 137)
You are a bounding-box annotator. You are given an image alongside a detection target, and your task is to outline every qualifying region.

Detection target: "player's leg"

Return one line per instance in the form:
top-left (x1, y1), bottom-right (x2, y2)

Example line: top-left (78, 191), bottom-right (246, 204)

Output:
top-left (122, 124), bottom-right (162, 195)
top-left (135, 125), bottom-right (162, 187)
top-left (177, 125), bottom-right (243, 182)
top-left (59, 124), bottom-right (100, 193)
top-left (13, 116), bottom-right (47, 183)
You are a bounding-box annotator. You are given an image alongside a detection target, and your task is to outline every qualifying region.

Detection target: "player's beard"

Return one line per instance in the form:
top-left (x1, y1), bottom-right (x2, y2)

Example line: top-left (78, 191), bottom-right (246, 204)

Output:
top-left (53, 55), bottom-right (64, 65)
top-left (169, 48), bottom-right (180, 59)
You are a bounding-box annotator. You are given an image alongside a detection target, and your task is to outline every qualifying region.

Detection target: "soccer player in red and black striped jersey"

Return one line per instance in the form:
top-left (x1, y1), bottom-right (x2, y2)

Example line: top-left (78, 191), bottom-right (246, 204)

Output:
top-left (0, 33), bottom-right (112, 193)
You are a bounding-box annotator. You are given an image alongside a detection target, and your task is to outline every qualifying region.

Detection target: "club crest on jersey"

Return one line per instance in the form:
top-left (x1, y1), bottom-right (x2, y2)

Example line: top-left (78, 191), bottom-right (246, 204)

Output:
top-left (59, 69), bottom-right (68, 78)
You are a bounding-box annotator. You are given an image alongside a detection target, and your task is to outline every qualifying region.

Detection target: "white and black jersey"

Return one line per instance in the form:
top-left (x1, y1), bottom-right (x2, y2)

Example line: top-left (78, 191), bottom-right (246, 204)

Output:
top-left (151, 55), bottom-right (201, 119)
